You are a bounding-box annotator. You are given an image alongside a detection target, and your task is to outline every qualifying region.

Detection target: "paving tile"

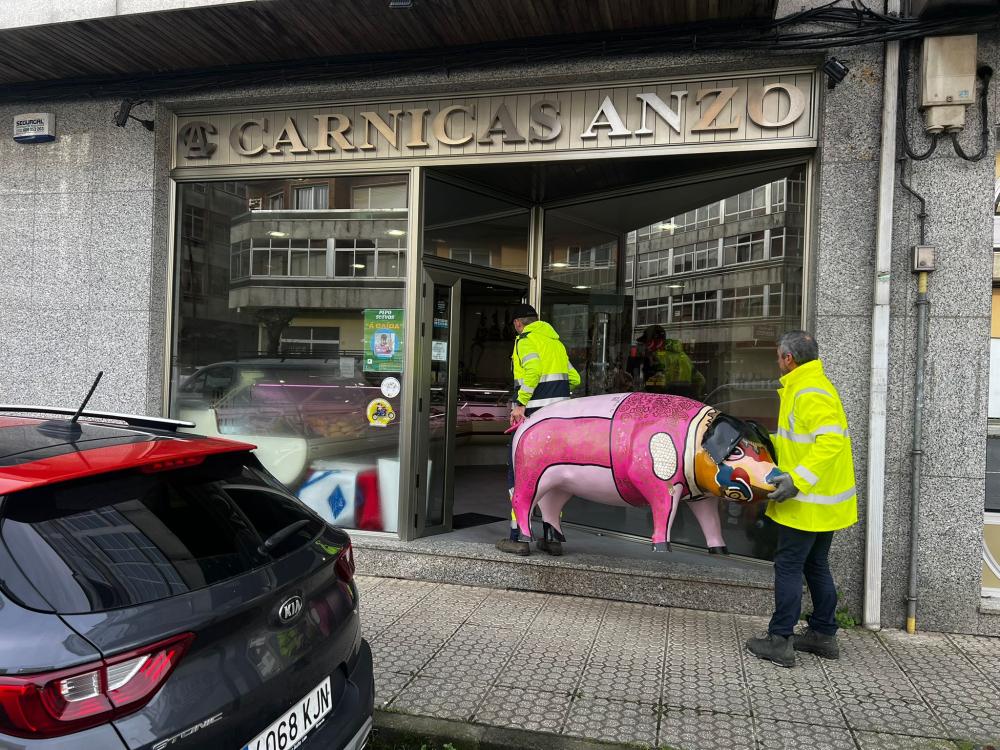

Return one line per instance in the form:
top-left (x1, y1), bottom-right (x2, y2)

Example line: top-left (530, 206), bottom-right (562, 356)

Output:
top-left (472, 686), bottom-right (572, 733)
top-left (371, 642), bottom-right (439, 676)
top-left (387, 676), bottom-right (490, 721)
top-left (420, 627), bottom-right (517, 682)
top-left (840, 695), bottom-right (948, 737)
top-left (495, 651), bottom-right (588, 693)
top-left (934, 702), bottom-right (1000, 744)
top-left (354, 575), bottom-right (384, 594)
top-left (467, 590), bottom-right (547, 629)
top-left (662, 671), bottom-right (750, 715)
top-left (563, 696), bottom-right (657, 747)
top-left (879, 634), bottom-right (1000, 714)
top-left (657, 707), bottom-right (755, 750)
top-left (578, 660), bottom-right (661, 703)
top-left (855, 732), bottom-right (960, 749)
top-left (373, 668), bottom-right (412, 709)
top-left (754, 718), bottom-right (857, 750)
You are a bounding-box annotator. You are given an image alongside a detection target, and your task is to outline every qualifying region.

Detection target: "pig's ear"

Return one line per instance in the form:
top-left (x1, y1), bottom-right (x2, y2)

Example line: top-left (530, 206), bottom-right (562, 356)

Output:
top-left (649, 432), bottom-right (677, 480)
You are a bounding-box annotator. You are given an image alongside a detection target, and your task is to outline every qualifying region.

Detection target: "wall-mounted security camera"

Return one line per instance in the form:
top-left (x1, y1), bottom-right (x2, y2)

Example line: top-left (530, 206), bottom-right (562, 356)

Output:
top-left (822, 58), bottom-right (849, 90)
top-left (114, 99), bottom-right (154, 131)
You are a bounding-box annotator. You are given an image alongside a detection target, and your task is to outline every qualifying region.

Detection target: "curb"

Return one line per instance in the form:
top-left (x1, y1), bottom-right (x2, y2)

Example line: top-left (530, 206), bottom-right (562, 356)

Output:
top-left (372, 709), bottom-right (643, 750)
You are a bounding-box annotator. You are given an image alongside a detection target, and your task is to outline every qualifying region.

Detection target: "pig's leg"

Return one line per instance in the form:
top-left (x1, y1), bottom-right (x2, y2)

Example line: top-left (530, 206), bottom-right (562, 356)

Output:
top-left (648, 483), bottom-right (683, 551)
top-left (537, 489), bottom-right (571, 553)
top-left (687, 496), bottom-right (728, 554)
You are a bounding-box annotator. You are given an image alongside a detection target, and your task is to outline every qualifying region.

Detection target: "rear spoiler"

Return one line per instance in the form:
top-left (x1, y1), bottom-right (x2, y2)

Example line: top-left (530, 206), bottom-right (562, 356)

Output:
top-left (0, 406), bottom-right (195, 432)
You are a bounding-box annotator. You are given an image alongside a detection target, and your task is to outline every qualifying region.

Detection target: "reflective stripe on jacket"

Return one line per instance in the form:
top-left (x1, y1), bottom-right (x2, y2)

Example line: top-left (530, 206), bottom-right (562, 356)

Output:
top-left (511, 321), bottom-right (580, 410)
top-left (765, 358), bottom-right (858, 532)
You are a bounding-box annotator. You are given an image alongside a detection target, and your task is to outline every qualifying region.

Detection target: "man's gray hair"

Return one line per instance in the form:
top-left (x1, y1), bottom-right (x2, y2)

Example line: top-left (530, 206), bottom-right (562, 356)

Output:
top-left (777, 330), bottom-right (819, 365)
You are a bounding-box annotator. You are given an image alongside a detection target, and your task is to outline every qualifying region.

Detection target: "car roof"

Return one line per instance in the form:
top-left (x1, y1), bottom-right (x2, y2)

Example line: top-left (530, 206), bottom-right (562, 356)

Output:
top-left (0, 416), bottom-right (256, 496)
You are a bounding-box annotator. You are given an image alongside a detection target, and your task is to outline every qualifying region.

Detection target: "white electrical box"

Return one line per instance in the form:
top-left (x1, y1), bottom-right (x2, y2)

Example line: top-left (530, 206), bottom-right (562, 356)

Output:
top-left (921, 35), bottom-right (977, 107)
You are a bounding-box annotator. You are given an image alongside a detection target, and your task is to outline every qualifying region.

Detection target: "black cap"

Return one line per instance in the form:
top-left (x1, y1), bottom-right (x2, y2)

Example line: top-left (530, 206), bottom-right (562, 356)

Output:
top-left (510, 304), bottom-right (538, 319)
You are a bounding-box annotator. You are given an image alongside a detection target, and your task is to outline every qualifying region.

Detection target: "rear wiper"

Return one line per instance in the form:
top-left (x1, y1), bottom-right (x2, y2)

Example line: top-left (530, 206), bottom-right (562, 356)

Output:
top-left (259, 519), bottom-right (312, 554)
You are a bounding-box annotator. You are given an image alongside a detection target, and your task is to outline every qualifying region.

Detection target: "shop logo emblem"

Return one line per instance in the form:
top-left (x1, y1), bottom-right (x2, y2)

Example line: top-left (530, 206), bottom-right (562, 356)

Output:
top-left (178, 121), bottom-right (218, 159)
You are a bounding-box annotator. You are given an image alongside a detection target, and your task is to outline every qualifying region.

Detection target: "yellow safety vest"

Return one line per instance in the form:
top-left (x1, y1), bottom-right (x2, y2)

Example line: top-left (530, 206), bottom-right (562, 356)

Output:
top-left (511, 321), bottom-right (580, 410)
top-left (765, 359), bottom-right (858, 532)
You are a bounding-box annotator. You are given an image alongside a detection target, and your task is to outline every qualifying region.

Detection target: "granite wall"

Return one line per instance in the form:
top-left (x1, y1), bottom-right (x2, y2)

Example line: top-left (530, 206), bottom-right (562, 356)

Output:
top-left (0, 98), bottom-right (162, 414)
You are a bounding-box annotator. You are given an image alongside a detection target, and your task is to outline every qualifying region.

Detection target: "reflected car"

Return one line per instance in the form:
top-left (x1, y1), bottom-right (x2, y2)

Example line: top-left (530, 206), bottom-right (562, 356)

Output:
top-left (0, 408), bottom-right (373, 750)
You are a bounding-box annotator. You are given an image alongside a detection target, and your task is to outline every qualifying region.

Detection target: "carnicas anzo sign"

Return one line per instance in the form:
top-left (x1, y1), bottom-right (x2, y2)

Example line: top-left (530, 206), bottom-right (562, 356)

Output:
top-left (13, 113), bottom-right (56, 144)
top-left (172, 69), bottom-right (817, 168)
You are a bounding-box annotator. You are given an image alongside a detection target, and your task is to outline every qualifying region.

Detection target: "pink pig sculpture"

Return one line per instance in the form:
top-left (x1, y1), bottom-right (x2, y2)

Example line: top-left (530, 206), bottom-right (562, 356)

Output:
top-left (510, 392), bottom-right (780, 553)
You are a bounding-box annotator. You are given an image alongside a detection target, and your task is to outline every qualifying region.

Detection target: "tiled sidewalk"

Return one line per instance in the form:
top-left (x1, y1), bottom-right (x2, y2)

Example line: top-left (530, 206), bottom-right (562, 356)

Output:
top-left (359, 576), bottom-right (1000, 750)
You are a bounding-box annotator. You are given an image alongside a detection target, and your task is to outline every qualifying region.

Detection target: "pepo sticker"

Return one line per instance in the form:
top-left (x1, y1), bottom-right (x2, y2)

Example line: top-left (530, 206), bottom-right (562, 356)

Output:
top-left (380, 376), bottom-right (401, 399)
top-left (366, 398), bottom-right (396, 427)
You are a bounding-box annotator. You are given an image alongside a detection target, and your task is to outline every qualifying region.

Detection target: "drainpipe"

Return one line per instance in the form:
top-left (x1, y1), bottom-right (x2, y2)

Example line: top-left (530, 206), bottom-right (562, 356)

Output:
top-left (907, 266), bottom-right (930, 633)
top-left (862, 0), bottom-right (900, 631)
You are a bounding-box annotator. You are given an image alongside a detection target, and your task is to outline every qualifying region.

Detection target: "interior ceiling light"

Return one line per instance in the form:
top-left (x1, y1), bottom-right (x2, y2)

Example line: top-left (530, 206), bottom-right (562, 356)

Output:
top-left (550, 262), bottom-right (569, 268)
top-left (386, 229), bottom-right (406, 236)
top-left (574, 285), bottom-right (590, 290)
top-left (268, 231), bottom-right (288, 238)
top-left (658, 222), bottom-right (678, 231)
top-left (352, 263), bottom-right (366, 269)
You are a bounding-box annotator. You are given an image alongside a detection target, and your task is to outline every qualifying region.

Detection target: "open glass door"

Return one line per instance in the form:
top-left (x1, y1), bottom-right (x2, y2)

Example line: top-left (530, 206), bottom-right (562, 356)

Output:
top-left (411, 268), bottom-right (460, 537)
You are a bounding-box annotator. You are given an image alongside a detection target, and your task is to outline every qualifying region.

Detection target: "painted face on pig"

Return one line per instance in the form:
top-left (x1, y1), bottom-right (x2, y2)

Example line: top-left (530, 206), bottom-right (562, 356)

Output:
top-left (693, 412), bottom-right (779, 502)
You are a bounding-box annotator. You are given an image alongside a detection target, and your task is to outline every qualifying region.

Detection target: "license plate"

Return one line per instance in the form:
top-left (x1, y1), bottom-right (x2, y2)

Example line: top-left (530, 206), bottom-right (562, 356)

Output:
top-left (242, 677), bottom-right (332, 750)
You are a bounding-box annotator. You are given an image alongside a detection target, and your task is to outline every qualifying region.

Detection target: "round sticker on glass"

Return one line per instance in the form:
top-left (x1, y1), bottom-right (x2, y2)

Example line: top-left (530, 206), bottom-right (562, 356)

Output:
top-left (367, 399), bottom-right (396, 428)
top-left (380, 376), bottom-right (401, 399)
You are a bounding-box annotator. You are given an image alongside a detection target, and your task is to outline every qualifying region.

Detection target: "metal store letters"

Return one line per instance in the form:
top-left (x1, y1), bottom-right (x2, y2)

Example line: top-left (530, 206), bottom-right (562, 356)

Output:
top-left (173, 70), bottom-right (816, 167)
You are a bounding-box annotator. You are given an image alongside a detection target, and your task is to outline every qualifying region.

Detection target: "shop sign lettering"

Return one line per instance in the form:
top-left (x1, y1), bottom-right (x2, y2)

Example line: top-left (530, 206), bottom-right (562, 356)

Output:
top-left (174, 71), bottom-right (815, 166)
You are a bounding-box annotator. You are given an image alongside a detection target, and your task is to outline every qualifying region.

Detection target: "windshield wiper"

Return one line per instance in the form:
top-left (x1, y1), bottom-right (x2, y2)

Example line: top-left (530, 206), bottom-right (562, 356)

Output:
top-left (259, 519), bottom-right (312, 554)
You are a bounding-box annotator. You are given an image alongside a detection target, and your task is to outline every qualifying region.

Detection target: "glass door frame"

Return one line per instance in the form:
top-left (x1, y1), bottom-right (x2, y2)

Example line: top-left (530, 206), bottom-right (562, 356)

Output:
top-left (406, 260), bottom-right (533, 540)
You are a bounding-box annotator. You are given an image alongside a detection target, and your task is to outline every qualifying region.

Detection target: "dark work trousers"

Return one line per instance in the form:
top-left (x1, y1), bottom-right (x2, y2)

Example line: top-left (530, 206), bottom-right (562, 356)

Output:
top-left (768, 523), bottom-right (838, 637)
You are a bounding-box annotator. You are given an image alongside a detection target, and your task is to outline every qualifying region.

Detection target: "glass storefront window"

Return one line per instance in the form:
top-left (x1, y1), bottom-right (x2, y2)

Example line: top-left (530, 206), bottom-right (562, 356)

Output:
top-left (423, 176), bottom-right (529, 274)
top-left (169, 174), bottom-right (409, 534)
top-left (541, 164), bottom-right (807, 561)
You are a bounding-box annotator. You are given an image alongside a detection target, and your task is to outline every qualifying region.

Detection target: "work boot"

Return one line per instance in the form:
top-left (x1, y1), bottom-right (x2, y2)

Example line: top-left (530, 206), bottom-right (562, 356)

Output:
top-left (746, 633), bottom-right (795, 668)
top-left (495, 538), bottom-right (529, 556)
top-left (793, 627), bottom-right (840, 659)
top-left (538, 521), bottom-right (565, 556)
top-left (536, 538), bottom-right (562, 556)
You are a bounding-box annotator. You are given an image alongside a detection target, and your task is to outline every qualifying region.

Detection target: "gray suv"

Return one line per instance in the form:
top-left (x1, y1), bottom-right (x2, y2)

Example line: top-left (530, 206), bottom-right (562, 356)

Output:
top-left (0, 406), bottom-right (373, 749)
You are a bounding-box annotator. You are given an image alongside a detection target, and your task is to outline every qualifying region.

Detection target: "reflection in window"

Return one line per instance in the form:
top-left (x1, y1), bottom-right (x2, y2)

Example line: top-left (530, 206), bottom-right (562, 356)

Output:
top-left (353, 183), bottom-right (407, 209)
top-left (294, 184), bottom-right (329, 210)
top-left (543, 164), bottom-right (807, 562)
top-left (171, 175), bottom-right (409, 534)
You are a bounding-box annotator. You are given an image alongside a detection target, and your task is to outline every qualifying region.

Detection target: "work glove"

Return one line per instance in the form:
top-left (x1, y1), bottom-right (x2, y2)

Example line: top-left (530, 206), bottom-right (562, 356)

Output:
top-left (767, 472), bottom-right (798, 501)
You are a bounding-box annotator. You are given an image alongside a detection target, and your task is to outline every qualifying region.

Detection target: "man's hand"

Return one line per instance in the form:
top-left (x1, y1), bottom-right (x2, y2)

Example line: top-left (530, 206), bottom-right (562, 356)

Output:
top-left (767, 472), bottom-right (798, 501)
top-left (510, 403), bottom-right (526, 427)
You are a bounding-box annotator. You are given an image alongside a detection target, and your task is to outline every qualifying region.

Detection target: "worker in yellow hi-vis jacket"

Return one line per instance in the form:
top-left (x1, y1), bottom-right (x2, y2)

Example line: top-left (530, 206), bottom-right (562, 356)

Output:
top-left (496, 303), bottom-right (580, 557)
top-left (746, 330), bottom-right (858, 668)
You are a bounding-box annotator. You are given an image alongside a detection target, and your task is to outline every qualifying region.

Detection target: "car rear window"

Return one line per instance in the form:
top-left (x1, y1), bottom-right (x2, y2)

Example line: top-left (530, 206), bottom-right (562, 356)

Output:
top-left (0, 452), bottom-right (324, 614)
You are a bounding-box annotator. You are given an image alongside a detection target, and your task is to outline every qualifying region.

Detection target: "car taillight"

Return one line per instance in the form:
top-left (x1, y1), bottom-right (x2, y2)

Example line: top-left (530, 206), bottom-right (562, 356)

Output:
top-left (0, 633), bottom-right (194, 739)
top-left (335, 541), bottom-right (356, 583)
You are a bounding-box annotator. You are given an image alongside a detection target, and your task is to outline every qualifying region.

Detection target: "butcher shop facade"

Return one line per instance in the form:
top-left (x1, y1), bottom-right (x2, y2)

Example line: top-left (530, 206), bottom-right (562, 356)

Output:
top-left (168, 67), bottom-right (819, 566)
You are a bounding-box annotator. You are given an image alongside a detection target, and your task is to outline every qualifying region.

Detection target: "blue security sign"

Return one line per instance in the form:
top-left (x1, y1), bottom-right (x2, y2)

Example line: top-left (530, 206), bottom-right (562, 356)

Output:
top-left (13, 113), bottom-right (55, 143)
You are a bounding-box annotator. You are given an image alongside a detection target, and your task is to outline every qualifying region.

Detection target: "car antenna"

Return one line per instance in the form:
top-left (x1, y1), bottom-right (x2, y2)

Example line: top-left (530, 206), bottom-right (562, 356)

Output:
top-left (37, 371), bottom-right (104, 439)
top-left (70, 371), bottom-right (103, 424)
